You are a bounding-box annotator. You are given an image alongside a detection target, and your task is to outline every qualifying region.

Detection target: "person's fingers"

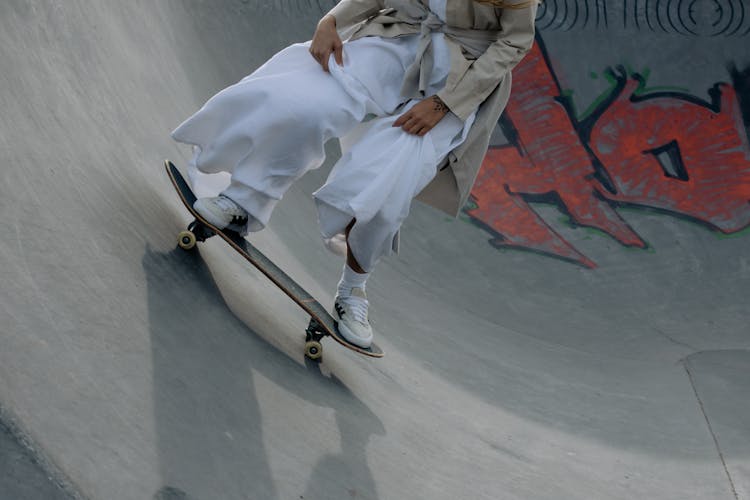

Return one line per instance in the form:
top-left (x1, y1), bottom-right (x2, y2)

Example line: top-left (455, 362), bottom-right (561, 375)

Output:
top-left (409, 122), bottom-right (424, 135)
top-left (309, 44), bottom-right (337, 71)
top-left (321, 49), bottom-right (332, 72)
top-left (399, 116), bottom-right (420, 134)
top-left (333, 42), bottom-right (344, 66)
top-left (400, 117), bottom-right (417, 132)
top-left (393, 112), bottom-right (410, 127)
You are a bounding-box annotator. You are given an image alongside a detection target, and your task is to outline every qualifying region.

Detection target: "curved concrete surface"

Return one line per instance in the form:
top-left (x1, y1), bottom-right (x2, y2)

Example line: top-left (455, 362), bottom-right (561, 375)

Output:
top-left (1, 1), bottom-right (748, 499)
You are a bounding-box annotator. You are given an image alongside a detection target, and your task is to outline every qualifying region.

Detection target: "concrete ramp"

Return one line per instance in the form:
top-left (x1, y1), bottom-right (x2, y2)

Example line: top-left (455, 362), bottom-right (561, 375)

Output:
top-left (0, 1), bottom-right (748, 499)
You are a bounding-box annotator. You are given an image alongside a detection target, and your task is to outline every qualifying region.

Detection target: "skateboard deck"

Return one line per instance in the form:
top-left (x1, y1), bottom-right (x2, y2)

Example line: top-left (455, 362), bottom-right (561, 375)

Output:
top-left (164, 160), bottom-right (384, 360)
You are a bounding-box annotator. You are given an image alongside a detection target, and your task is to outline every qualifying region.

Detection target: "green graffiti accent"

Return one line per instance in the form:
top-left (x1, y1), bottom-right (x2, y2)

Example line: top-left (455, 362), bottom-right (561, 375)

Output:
top-left (636, 84), bottom-right (692, 94)
top-left (576, 71), bottom-right (619, 121)
top-left (714, 225), bottom-right (750, 239)
top-left (623, 243), bottom-right (656, 254)
top-left (549, 211), bottom-right (658, 251)
top-left (616, 205), bottom-right (655, 214)
top-left (572, 67), bottom-right (691, 123)
top-left (633, 68), bottom-right (690, 95)
top-left (556, 216), bottom-right (622, 241)
top-left (557, 215), bottom-right (573, 227)
top-left (459, 199), bottom-right (478, 223)
top-left (559, 88), bottom-right (579, 117)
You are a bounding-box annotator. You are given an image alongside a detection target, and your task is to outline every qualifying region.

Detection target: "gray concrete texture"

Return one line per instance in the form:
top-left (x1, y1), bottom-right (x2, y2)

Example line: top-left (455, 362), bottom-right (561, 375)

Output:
top-left (0, 1), bottom-right (748, 499)
top-left (0, 413), bottom-right (73, 499)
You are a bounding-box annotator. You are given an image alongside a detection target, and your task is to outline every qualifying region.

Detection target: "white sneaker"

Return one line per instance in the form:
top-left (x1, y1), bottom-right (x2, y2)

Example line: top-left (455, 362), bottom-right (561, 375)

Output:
top-left (193, 195), bottom-right (248, 232)
top-left (332, 287), bottom-right (373, 348)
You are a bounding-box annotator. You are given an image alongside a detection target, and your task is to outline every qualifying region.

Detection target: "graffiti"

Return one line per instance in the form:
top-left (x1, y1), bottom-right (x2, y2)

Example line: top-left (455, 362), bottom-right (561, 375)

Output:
top-left (466, 37), bottom-right (750, 268)
top-left (537, 0), bottom-right (750, 36)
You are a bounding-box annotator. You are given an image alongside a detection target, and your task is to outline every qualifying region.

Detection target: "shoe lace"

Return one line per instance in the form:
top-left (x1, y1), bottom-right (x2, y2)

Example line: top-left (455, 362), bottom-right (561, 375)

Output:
top-left (216, 196), bottom-right (241, 214)
top-left (344, 297), bottom-right (369, 324)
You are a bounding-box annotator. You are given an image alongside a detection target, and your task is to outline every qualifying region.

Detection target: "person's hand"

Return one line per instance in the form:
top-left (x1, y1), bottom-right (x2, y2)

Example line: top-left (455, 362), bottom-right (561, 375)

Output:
top-left (393, 96), bottom-right (450, 136)
top-left (309, 15), bottom-right (344, 72)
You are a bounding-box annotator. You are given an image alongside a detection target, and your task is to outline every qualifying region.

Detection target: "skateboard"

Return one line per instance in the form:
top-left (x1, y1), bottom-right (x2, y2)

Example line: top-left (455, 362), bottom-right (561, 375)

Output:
top-left (164, 160), bottom-right (384, 361)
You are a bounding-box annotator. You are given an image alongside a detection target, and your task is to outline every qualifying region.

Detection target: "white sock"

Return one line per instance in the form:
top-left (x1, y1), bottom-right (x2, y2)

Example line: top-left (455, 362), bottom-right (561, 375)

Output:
top-left (337, 264), bottom-right (369, 298)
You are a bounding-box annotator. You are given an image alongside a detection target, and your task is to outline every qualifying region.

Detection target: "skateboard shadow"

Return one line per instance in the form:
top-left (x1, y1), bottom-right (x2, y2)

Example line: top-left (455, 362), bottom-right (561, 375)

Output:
top-left (300, 360), bottom-right (384, 500)
top-left (143, 244), bottom-right (384, 500)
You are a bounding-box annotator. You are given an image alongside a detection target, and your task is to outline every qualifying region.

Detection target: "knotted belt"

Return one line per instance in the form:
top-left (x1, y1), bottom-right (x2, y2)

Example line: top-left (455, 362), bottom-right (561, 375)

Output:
top-left (364, 1), bottom-right (501, 98)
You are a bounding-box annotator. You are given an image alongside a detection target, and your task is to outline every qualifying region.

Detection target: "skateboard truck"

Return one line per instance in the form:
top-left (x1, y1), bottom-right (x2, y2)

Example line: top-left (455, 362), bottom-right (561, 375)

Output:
top-left (304, 318), bottom-right (326, 361)
top-left (178, 220), bottom-right (215, 250)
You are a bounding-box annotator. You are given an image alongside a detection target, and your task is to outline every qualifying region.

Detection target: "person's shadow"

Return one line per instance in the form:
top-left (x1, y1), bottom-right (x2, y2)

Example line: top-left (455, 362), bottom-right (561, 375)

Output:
top-left (143, 244), bottom-right (384, 500)
top-left (301, 363), bottom-right (383, 500)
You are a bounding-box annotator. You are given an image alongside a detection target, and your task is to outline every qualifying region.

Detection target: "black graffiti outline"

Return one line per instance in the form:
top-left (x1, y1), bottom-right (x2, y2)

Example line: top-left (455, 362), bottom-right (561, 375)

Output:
top-left (468, 36), bottom-right (750, 268)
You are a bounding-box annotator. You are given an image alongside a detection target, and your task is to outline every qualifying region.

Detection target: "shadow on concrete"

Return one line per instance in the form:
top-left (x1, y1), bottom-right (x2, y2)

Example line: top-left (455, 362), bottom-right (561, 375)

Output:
top-left (143, 245), bottom-right (383, 500)
top-left (0, 417), bottom-right (74, 500)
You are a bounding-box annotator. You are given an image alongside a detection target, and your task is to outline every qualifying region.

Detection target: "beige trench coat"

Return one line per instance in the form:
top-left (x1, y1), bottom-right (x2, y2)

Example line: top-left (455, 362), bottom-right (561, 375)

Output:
top-left (327, 0), bottom-right (537, 217)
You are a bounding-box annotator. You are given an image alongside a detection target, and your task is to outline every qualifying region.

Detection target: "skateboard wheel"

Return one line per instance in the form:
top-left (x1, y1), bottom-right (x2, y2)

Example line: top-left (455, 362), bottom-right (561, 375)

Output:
top-left (177, 230), bottom-right (197, 250)
top-left (304, 340), bottom-right (323, 361)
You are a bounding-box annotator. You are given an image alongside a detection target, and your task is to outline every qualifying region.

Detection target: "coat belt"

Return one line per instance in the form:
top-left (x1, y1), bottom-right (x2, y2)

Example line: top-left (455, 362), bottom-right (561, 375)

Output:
top-left (365, 2), bottom-right (500, 98)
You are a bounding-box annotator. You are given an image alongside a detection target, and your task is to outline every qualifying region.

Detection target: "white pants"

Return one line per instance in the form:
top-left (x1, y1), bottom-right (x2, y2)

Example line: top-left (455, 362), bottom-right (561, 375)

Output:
top-left (172, 36), bottom-right (475, 272)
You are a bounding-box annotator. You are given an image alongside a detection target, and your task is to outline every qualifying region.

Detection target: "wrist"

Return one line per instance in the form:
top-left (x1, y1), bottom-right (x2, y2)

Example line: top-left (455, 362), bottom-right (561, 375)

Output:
top-left (431, 95), bottom-right (449, 115)
top-left (319, 14), bottom-right (337, 28)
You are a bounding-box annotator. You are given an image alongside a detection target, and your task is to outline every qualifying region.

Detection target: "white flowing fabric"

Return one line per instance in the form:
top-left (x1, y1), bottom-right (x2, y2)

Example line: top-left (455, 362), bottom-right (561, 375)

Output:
top-left (172, 0), bottom-right (476, 272)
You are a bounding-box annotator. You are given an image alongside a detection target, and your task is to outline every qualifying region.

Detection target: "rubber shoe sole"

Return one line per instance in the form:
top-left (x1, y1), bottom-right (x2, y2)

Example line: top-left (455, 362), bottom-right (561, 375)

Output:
top-left (335, 319), bottom-right (373, 349)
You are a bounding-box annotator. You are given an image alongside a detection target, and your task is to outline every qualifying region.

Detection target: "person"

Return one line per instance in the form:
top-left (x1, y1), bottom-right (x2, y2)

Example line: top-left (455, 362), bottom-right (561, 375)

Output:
top-left (171, 0), bottom-right (538, 349)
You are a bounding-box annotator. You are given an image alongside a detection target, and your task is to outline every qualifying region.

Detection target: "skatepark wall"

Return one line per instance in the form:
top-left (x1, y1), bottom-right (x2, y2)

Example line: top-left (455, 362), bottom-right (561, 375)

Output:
top-left (0, 1), bottom-right (748, 500)
top-left (469, 0), bottom-right (750, 268)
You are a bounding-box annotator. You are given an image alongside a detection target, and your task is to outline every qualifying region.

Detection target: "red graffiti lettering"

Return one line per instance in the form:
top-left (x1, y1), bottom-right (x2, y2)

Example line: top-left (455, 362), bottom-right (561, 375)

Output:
top-left (591, 76), bottom-right (750, 231)
top-left (467, 39), bottom-right (750, 267)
